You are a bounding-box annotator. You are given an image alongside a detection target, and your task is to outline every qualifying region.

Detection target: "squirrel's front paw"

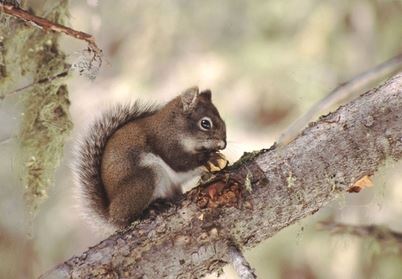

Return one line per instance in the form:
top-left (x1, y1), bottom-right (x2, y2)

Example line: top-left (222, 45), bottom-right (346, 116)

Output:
top-left (204, 152), bottom-right (229, 173)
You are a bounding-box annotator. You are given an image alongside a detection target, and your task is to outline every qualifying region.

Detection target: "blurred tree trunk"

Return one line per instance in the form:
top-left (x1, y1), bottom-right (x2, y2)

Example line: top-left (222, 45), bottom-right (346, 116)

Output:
top-left (0, 2), bottom-right (72, 277)
top-left (0, 0), bottom-right (72, 218)
top-left (41, 74), bottom-right (402, 279)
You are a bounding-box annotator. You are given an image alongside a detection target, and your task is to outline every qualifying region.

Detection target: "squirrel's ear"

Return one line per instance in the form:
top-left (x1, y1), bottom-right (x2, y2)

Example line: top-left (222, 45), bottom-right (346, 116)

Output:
top-left (199, 89), bottom-right (212, 101)
top-left (181, 86), bottom-right (199, 112)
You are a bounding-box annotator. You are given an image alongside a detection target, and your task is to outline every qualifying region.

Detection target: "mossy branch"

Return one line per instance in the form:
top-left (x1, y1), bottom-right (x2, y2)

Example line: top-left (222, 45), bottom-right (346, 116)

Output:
top-left (0, 2), bottom-right (102, 56)
top-left (1, 0), bottom-right (73, 220)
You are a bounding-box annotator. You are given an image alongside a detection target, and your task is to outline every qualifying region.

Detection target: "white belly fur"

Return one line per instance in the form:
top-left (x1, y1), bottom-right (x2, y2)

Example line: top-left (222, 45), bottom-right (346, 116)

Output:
top-left (140, 152), bottom-right (204, 200)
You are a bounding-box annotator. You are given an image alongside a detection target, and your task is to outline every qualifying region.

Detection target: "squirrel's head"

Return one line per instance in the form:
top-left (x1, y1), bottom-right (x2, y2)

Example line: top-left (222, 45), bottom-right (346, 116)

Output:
top-left (174, 87), bottom-right (226, 155)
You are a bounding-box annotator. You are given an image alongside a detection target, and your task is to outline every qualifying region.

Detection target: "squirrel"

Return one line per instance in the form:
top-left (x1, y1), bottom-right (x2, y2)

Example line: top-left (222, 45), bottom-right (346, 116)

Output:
top-left (73, 87), bottom-right (227, 231)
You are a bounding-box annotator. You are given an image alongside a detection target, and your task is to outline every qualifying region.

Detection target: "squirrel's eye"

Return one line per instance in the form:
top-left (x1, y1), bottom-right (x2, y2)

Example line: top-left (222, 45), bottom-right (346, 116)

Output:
top-left (199, 117), bottom-right (213, 131)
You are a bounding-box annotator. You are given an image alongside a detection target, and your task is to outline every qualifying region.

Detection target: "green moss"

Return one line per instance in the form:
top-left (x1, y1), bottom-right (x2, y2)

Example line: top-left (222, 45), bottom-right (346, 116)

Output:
top-left (21, 83), bottom-right (72, 214)
top-left (230, 149), bottom-right (266, 170)
top-left (0, 15), bottom-right (33, 97)
top-left (0, 1), bottom-right (73, 217)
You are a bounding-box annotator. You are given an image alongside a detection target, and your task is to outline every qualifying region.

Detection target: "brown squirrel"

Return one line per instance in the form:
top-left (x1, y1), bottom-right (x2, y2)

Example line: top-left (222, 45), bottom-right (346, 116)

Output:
top-left (73, 87), bottom-right (226, 231)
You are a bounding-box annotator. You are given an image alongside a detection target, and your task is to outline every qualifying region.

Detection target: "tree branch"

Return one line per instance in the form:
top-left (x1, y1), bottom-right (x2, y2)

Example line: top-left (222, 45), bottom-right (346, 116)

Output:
top-left (0, 2), bottom-right (101, 55)
top-left (0, 2), bottom-right (102, 80)
top-left (228, 243), bottom-right (257, 279)
top-left (317, 221), bottom-right (402, 249)
top-left (40, 73), bottom-right (402, 278)
top-left (277, 53), bottom-right (402, 146)
top-left (1, 71), bottom-right (69, 99)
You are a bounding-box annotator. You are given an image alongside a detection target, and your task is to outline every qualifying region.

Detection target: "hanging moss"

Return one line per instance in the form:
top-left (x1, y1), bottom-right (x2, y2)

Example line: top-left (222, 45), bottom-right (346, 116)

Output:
top-left (0, 11), bottom-right (34, 97)
top-left (0, 0), bottom-right (73, 217)
top-left (20, 82), bottom-right (72, 214)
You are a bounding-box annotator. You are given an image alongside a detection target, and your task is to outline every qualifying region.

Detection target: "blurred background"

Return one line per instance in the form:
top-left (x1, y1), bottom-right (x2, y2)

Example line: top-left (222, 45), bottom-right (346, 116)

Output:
top-left (0, 0), bottom-right (402, 278)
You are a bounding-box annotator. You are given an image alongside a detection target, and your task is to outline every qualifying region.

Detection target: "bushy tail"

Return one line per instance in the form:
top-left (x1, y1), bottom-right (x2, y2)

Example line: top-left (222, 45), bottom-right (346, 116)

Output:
top-left (72, 101), bottom-right (158, 229)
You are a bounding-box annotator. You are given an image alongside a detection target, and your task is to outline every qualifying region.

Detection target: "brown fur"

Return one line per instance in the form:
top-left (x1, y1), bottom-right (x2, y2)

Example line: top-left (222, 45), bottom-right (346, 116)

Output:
top-left (74, 87), bottom-right (226, 230)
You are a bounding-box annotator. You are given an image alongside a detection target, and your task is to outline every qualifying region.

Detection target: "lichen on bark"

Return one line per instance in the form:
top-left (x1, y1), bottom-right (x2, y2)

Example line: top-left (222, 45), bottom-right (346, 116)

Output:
top-left (0, 0), bottom-right (72, 217)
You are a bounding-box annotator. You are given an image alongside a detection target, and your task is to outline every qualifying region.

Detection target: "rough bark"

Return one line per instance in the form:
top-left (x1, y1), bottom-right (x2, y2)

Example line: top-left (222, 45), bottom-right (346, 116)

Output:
top-left (41, 73), bottom-right (402, 279)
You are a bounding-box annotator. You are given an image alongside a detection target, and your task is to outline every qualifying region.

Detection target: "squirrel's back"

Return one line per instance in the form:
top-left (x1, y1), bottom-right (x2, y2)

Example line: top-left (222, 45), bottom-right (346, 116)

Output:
top-left (72, 101), bottom-right (159, 231)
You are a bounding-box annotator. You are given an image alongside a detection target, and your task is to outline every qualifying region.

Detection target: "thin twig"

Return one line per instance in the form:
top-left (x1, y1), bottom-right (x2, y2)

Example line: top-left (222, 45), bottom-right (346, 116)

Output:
top-left (317, 221), bottom-right (402, 248)
top-left (277, 53), bottom-right (402, 146)
top-left (1, 71), bottom-right (69, 99)
top-left (228, 243), bottom-right (257, 279)
top-left (0, 136), bottom-right (13, 145)
top-left (0, 1), bottom-right (102, 78)
top-left (0, 3), bottom-right (101, 55)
